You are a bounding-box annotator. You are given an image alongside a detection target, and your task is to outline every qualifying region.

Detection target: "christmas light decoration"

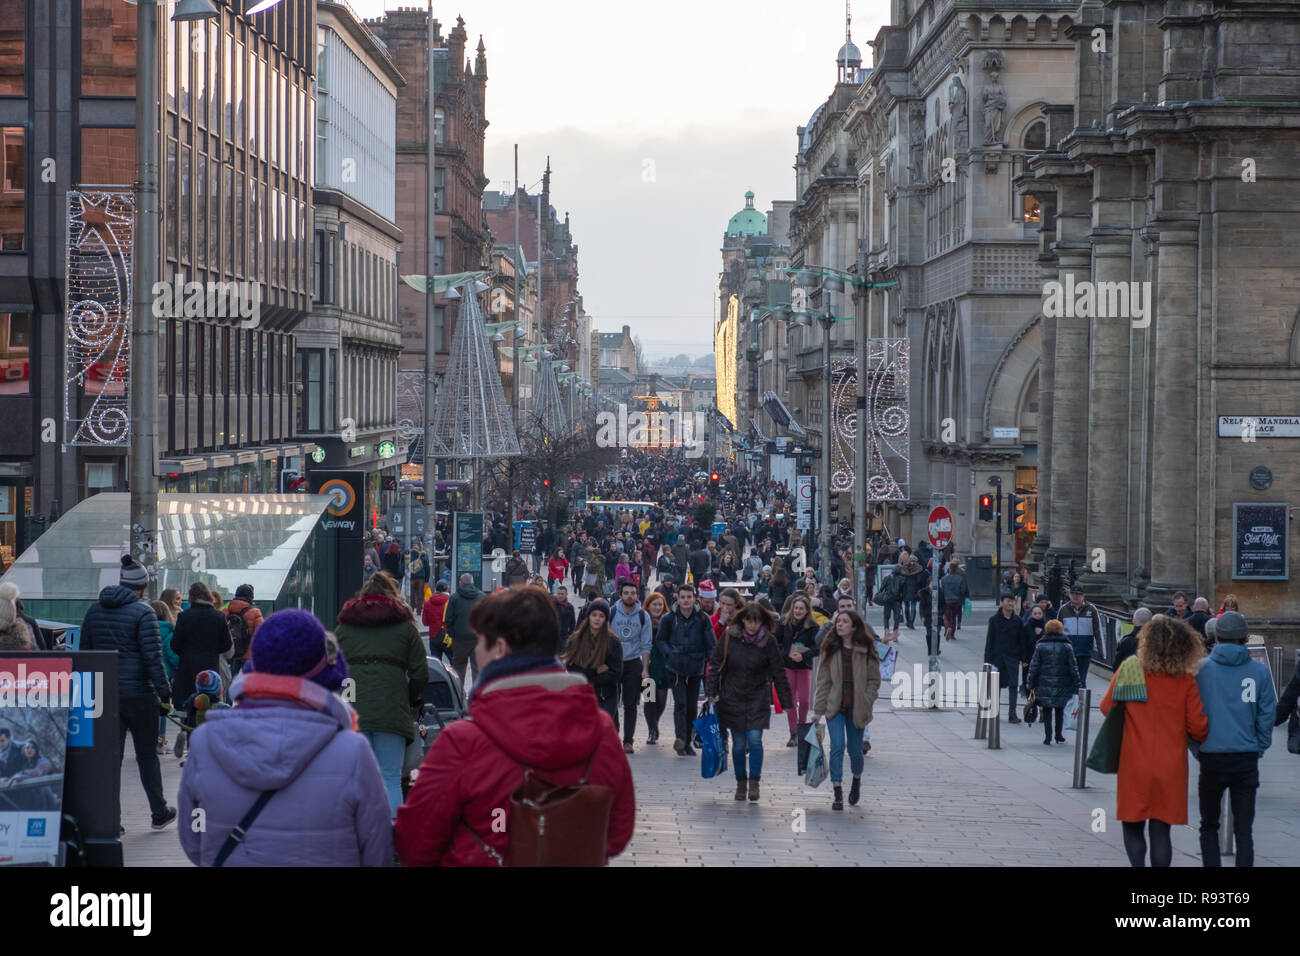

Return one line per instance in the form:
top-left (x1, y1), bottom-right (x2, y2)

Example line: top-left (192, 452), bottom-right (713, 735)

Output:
top-left (827, 338), bottom-right (909, 501)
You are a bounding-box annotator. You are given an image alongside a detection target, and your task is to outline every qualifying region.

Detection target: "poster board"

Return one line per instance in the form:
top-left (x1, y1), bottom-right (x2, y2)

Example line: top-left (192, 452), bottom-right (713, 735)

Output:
top-left (1232, 502), bottom-right (1288, 580)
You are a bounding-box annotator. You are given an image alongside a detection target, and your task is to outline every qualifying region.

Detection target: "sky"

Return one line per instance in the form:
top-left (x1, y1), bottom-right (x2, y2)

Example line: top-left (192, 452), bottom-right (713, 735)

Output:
top-left (351, 0), bottom-right (890, 360)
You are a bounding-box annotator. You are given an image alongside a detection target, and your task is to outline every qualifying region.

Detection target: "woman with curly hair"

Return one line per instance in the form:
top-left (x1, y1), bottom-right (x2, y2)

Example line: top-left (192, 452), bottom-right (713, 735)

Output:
top-left (1100, 614), bottom-right (1208, 867)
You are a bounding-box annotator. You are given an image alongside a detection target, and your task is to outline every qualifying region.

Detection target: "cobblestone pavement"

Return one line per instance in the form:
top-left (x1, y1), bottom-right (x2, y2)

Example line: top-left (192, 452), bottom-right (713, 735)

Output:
top-left (120, 599), bottom-right (1300, 866)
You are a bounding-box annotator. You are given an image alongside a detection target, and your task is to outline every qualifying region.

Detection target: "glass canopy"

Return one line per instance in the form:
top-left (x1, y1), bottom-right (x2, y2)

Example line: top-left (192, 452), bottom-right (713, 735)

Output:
top-left (2, 493), bottom-right (334, 622)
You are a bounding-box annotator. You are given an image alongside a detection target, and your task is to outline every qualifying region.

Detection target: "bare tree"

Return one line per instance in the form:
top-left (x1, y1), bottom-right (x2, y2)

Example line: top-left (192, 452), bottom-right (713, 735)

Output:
top-left (633, 336), bottom-right (647, 376)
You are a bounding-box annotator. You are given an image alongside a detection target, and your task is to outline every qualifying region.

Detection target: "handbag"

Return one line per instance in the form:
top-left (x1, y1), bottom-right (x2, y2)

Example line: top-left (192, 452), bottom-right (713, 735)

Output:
top-left (693, 701), bottom-right (727, 779)
top-left (1023, 689), bottom-right (1038, 725)
top-left (1288, 709), bottom-right (1300, 755)
top-left (1086, 702), bottom-right (1124, 773)
top-left (962, 597), bottom-right (972, 619)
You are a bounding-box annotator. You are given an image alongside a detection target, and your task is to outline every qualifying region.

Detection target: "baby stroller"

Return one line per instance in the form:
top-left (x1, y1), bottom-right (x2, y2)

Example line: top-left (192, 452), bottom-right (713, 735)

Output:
top-left (402, 656), bottom-right (469, 790)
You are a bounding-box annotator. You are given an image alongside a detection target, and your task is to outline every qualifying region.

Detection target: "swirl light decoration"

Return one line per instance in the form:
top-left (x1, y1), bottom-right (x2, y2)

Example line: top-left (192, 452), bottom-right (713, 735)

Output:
top-left (827, 338), bottom-right (909, 501)
top-left (396, 370), bottom-right (426, 463)
top-left (65, 189), bottom-right (134, 446)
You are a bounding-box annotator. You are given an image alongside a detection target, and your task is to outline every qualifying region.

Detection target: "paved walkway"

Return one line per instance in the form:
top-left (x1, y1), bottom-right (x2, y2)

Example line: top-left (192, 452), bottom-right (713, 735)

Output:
top-left (120, 599), bottom-right (1300, 866)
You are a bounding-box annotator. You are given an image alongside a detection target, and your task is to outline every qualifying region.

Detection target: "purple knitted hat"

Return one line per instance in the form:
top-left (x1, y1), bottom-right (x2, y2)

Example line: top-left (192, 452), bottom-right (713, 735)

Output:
top-left (250, 609), bottom-right (348, 691)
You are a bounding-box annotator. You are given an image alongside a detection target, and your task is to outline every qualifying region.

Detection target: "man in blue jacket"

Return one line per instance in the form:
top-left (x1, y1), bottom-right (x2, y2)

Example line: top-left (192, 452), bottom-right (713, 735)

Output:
top-left (81, 555), bottom-right (176, 831)
top-left (1056, 584), bottom-right (1100, 688)
top-left (1193, 611), bottom-right (1275, 867)
top-left (654, 583), bottom-right (715, 757)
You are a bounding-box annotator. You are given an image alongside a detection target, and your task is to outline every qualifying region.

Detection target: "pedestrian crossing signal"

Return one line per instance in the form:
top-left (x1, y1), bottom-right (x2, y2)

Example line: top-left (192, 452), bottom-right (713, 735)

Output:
top-left (1009, 493), bottom-right (1029, 532)
top-left (709, 471), bottom-right (720, 489)
top-left (978, 493), bottom-right (994, 522)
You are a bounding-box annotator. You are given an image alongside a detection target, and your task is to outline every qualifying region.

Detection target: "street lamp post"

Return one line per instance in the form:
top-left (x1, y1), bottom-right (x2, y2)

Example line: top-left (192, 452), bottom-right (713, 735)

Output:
top-left (422, 0), bottom-right (438, 542)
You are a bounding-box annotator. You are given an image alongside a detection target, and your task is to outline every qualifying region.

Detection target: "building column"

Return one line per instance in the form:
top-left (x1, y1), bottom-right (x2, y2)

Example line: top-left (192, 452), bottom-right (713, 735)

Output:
top-left (1044, 246), bottom-right (1090, 571)
top-left (1027, 299), bottom-right (1054, 570)
top-left (1077, 217), bottom-right (1133, 600)
top-left (1146, 219), bottom-right (1200, 600)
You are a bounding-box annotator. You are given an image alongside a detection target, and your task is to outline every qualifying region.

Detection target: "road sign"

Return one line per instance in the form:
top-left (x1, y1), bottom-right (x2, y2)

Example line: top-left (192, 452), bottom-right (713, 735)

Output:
top-left (569, 475), bottom-right (583, 488)
top-left (795, 475), bottom-right (814, 531)
top-left (927, 506), bottom-right (953, 549)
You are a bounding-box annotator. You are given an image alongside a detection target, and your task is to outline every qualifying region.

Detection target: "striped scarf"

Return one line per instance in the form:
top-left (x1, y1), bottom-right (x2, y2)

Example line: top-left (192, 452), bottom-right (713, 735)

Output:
top-left (1112, 655), bottom-right (1147, 702)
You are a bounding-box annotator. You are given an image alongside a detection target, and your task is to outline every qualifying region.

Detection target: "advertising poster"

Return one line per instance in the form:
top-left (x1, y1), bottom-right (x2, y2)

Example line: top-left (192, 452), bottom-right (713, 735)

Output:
top-left (0, 657), bottom-right (72, 866)
top-left (1232, 502), bottom-right (1288, 580)
top-left (456, 512), bottom-right (484, 590)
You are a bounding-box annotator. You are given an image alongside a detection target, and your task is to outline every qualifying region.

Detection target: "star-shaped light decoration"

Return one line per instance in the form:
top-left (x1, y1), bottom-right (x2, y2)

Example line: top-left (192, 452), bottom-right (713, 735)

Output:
top-left (74, 193), bottom-right (133, 251)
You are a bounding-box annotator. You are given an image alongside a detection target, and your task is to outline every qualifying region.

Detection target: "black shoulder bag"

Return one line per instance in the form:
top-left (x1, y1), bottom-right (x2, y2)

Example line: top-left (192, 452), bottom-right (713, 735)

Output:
top-left (212, 790), bottom-right (280, 867)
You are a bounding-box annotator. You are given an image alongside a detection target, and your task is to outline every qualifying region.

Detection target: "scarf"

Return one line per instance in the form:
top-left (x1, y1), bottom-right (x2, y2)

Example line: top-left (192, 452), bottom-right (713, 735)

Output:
top-left (1112, 655), bottom-right (1148, 702)
top-left (741, 625), bottom-right (767, 647)
top-left (470, 654), bottom-right (565, 704)
top-left (230, 671), bottom-right (359, 731)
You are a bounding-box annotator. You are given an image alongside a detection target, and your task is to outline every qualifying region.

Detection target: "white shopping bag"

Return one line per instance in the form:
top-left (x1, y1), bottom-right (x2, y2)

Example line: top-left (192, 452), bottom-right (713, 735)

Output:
top-left (1063, 693), bottom-right (1081, 731)
top-left (877, 640), bottom-right (899, 682)
top-left (804, 721), bottom-right (828, 788)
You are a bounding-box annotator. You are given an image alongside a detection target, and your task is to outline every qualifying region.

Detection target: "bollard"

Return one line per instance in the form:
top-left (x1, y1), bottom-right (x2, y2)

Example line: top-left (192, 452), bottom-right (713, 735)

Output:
top-left (1221, 790), bottom-right (1235, 857)
top-left (975, 663), bottom-right (992, 739)
top-left (1071, 688), bottom-right (1093, 788)
top-left (987, 669), bottom-right (1001, 749)
top-left (927, 655), bottom-right (940, 710)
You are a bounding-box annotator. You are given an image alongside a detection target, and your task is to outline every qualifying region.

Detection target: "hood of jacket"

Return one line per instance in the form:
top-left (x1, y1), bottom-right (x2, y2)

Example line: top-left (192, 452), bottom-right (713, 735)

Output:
top-left (98, 584), bottom-right (143, 609)
top-left (337, 593), bottom-right (410, 628)
top-left (1207, 641), bottom-right (1250, 667)
top-left (227, 598), bottom-right (252, 615)
top-left (425, 593), bottom-right (449, 609)
top-left (900, 559), bottom-right (922, 576)
top-left (470, 670), bottom-right (607, 771)
top-left (455, 584), bottom-right (483, 602)
top-left (197, 695), bottom-right (353, 791)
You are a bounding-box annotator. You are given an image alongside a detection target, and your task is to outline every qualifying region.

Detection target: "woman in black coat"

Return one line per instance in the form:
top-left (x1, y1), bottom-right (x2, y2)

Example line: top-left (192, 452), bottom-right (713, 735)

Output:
top-left (169, 582), bottom-right (233, 723)
top-left (562, 599), bottom-right (623, 723)
top-left (705, 602), bottom-right (792, 803)
top-left (1027, 619), bottom-right (1080, 745)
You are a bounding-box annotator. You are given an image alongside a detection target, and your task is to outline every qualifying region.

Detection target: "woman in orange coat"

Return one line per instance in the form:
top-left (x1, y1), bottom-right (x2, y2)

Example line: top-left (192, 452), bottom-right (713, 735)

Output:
top-left (1100, 615), bottom-right (1208, 867)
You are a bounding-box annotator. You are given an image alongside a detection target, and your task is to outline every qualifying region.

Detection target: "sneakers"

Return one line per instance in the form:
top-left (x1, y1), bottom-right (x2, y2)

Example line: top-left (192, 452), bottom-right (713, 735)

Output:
top-left (747, 779), bottom-right (760, 802)
top-left (673, 738), bottom-right (687, 756)
top-left (173, 732), bottom-right (186, 759)
top-left (622, 741), bottom-right (634, 754)
top-left (155, 735), bottom-right (167, 755)
top-left (683, 743), bottom-right (697, 757)
top-left (151, 806), bottom-right (178, 830)
top-left (787, 732), bottom-right (798, 748)
top-left (646, 730), bottom-right (659, 745)
top-left (848, 776), bottom-right (861, 806)
top-left (832, 785), bottom-right (844, 811)
top-left (735, 779), bottom-right (747, 801)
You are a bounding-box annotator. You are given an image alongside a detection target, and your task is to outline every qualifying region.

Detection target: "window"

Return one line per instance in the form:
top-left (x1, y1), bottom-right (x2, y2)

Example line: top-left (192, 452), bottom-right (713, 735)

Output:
top-left (85, 462), bottom-right (117, 497)
top-left (196, 155), bottom-right (207, 269)
top-left (0, 0), bottom-right (23, 95)
top-left (1022, 195), bottom-right (1041, 224)
top-left (313, 230), bottom-right (324, 302)
top-left (165, 139), bottom-right (177, 259)
top-left (301, 349), bottom-right (323, 432)
top-left (435, 305), bottom-right (445, 352)
top-left (434, 238), bottom-right (445, 276)
top-left (435, 167), bottom-right (445, 212)
top-left (180, 144), bottom-right (191, 261)
top-left (195, 24), bottom-right (207, 128)
top-left (434, 108), bottom-right (445, 145)
top-left (0, 128), bottom-right (24, 252)
top-left (81, 0), bottom-right (135, 96)
top-left (1023, 121), bottom-right (1046, 152)
top-left (0, 313), bottom-right (29, 395)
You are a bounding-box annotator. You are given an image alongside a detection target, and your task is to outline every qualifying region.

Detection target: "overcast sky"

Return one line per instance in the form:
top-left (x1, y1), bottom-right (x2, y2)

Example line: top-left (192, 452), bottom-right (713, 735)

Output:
top-left (353, 0), bottom-right (889, 359)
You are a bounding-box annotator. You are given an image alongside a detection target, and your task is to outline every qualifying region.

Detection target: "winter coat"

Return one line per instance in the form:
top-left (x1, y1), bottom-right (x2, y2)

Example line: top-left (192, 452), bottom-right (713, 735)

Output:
top-left (553, 600), bottom-right (577, 646)
top-left (705, 626), bottom-right (792, 734)
top-left (381, 545), bottom-right (405, 581)
top-left (547, 557), bottom-right (570, 582)
top-left (939, 572), bottom-right (967, 603)
top-left (1276, 666), bottom-right (1300, 728)
top-left (1186, 610), bottom-right (1212, 643)
top-left (565, 632), bottom-right (624, 704)
top-left (688, 548), bottom-right (712, 583)
top-left (1194, 642), bottom-right (1275, 757)
top-left (899, 560), bottom-right (926, 601)
top-left (422, 592), bottom-right (450, 633)
top-left (443, 583), bottom-right (484, 641)
top-left (159, 621), bottom-right (180, 682)
top-left (1026, 633), bottom-right (1079, 707)
top-left (813, 638), bottom-right (882, 729)
top-left (225, 599), bottom-right (264, 660)
top-left (1057, 600), bottom-right (1102, 658)
top-left (177, 678), bottom-right (393, 866)
top-left (80, 585), bottom-right (171, 699)
top-left (1100, 672), bottom-right (1208, 824)
top-left (984, 610), bottom-right (1031, 664)
top-left (394, 668), bottom-right (635, 866)
top-left (335, 594), bottom-right (429, 742)
top-left (654, 607), bottom-right (715, 677)
top-left (875, 571), bottom-right (904, 606)
top-left (774, 616), bottom-right (821, 671)
top-left (170, 602), bottom-right (233, 705)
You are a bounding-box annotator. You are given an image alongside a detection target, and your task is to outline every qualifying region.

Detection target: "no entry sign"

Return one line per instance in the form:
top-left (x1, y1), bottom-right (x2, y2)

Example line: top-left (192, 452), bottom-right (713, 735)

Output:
top-left (927, 506), bottom-right (953, 549)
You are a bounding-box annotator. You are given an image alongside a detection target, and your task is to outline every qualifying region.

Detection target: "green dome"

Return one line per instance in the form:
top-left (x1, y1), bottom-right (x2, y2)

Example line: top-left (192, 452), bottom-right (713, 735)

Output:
top-left (726, 190), bottom-right (767, 237)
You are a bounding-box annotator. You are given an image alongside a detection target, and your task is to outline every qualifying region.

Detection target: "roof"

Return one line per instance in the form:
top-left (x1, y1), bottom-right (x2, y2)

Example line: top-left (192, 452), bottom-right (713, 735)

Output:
top-left (598, 367), bottom-right (636, 385)
top-left (599, 331), bottom-right (630, 348)
top-left (482, 190), bottom-right (510, 212)
top-left (726, 190), bottom-right (767, 237)
top-left (799, 103), bottom-right (826, 153)
top-left (837, 40), bottom-right (862, 67)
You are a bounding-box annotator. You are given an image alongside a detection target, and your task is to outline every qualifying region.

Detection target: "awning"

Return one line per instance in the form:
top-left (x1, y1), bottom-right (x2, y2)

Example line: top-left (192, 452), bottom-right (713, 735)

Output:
top-left (750, 417), bottom-right (771, 443)
top-left (763, 391), bottom-right (806, 437)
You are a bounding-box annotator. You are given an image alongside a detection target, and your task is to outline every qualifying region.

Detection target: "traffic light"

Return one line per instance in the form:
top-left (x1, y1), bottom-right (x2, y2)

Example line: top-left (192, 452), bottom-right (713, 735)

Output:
top-left (1009, 493), bottom-right (1028, 532)
top-left (542, 478), bottom-right (550, 488)
top-left (800, 464), bottom-right (812, 476)
top-left (381, 476), bottom-right (398, 491)
top-left (709, 471), bottom-right (720, 490)
top-left (829, 491), bottom-right (840, 521)
top-left (280, 469), bottom-right (305, 493)
top-left (978, 493), bottom-right (994, 522)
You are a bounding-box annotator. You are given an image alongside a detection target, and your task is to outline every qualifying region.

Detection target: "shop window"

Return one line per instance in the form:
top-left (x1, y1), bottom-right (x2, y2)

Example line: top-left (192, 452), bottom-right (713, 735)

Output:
top-left (0, 313), bottom-right (30, 395)
top-left (85, 462), bottom-right (117, 497)
top-left (0, 0), bottom-right (24, 95)
top-left (1, 127), bottom-right (24, 252)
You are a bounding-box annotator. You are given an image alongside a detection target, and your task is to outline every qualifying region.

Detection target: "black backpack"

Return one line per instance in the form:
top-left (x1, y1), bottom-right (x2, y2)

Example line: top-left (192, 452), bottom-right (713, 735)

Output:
top-left (226, 609), bottom-right (253, 659)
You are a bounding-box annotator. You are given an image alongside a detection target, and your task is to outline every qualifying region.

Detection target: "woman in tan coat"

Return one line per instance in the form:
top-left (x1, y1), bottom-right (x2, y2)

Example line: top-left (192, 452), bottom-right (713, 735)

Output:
top-left (813, 609), bottom-right (882, 811)
top-left (1099, 615), bottom-right (1208, 867)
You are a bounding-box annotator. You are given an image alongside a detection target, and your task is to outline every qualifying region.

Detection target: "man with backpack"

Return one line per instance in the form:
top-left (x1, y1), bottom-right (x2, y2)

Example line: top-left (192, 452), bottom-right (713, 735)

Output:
top-left (224, 584), bottom-right (263, 680)
top-left (610, 579), bottom-right (653, 754)
top-left (875, 565), bottom-right (905, 637)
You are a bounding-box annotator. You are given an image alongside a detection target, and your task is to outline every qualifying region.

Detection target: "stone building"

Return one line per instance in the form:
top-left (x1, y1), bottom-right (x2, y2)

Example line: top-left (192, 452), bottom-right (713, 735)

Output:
top-left (844, 0), bottom-right (1076, 563)
top-left (1023, 0), bottom-right (1300, 634)
top-left (598, 325), bottom-right (636, 376)
top-left (302, 1), bottom-right (405, 516)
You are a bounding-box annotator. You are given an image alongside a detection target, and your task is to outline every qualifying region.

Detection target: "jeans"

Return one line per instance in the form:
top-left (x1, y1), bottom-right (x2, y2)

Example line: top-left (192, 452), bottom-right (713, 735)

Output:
top-left (616, 660), bottom-right (643, 742)
top-left (363, 731), bottom-right (407, 819)
top-left (882, 601), bottom-right (903, 630)
top-left (670, 673), bottom-right (701, 743)
top-left (826, 713), bottom-right (865, 783)
top-left (119, 693), bottom-right (169, 821)
top-left (732, 728), bottom-right (764, 780)
top-left (451, 637), bottom-right (480, 688)
top-left (904, 600), bottom-right (917, 627)
top-left (785, 668), bottom-right (812, 733)
top-left (1075, 654), bottom-right (1091, 688)
top-left (644, 681), bottom-right (669, 736)
top-left (1197, 753), bottom-right (1259, 867)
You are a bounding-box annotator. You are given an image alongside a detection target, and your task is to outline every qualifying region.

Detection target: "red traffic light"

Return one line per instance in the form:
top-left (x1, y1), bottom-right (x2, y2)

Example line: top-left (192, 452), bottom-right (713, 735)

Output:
top-left (710, 472), bottom-right (719, 481)
top-left (542, 478), bottom-right (550, 487)
top-left (979, 494), bottom-right (992, 507)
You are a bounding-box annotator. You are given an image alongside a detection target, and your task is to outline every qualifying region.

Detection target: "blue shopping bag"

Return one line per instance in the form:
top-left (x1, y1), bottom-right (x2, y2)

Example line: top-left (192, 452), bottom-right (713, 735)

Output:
top-left (693, 701), bottom-right (728, 779)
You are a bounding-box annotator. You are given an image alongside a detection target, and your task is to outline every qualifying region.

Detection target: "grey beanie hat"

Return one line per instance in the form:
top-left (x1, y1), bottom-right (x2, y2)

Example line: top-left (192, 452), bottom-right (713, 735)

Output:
top-left (1215, 610), bottom-right (1248, 642)
top-left (119, 555), bottom-right (149, 590)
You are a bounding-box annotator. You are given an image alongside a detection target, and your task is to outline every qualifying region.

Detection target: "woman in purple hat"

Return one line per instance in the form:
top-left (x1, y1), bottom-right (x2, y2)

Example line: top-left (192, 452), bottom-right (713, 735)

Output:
top-left (177, 609), bottom-right (393, 866)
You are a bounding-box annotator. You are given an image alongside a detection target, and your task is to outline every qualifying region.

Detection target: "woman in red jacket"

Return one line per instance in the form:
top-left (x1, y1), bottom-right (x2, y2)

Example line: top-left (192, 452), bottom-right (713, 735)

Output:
top-left (547, 549), bottom-right (570, 595)
top-left (422, 580), bottom-right (451, 660)
top-left (395, 585), bottom-right (635, 867)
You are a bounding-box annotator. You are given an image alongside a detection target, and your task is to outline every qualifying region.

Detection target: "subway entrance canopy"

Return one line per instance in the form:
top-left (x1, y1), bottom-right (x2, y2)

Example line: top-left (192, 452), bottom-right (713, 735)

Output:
top-left (1, 494), bottom-right (343, 628)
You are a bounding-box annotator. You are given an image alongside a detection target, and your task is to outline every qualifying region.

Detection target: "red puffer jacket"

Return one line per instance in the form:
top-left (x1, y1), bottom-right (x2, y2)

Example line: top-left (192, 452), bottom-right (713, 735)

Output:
top-left (394, 668), bottom-right (635, 866)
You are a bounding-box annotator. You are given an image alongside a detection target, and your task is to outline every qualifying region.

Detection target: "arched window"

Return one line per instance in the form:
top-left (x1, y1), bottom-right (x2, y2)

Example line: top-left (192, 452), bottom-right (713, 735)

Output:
top-left (1023, 121), bottom-right (1046, 151)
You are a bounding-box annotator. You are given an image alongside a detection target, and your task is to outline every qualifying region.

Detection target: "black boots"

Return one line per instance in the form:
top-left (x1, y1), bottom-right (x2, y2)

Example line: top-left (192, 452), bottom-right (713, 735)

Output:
top-left (735, 778), bottom-right (747, 801)
top-left (848, 776), bottom-right (861, 806)
top-left (832, 785), bottom-right (844, 811)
